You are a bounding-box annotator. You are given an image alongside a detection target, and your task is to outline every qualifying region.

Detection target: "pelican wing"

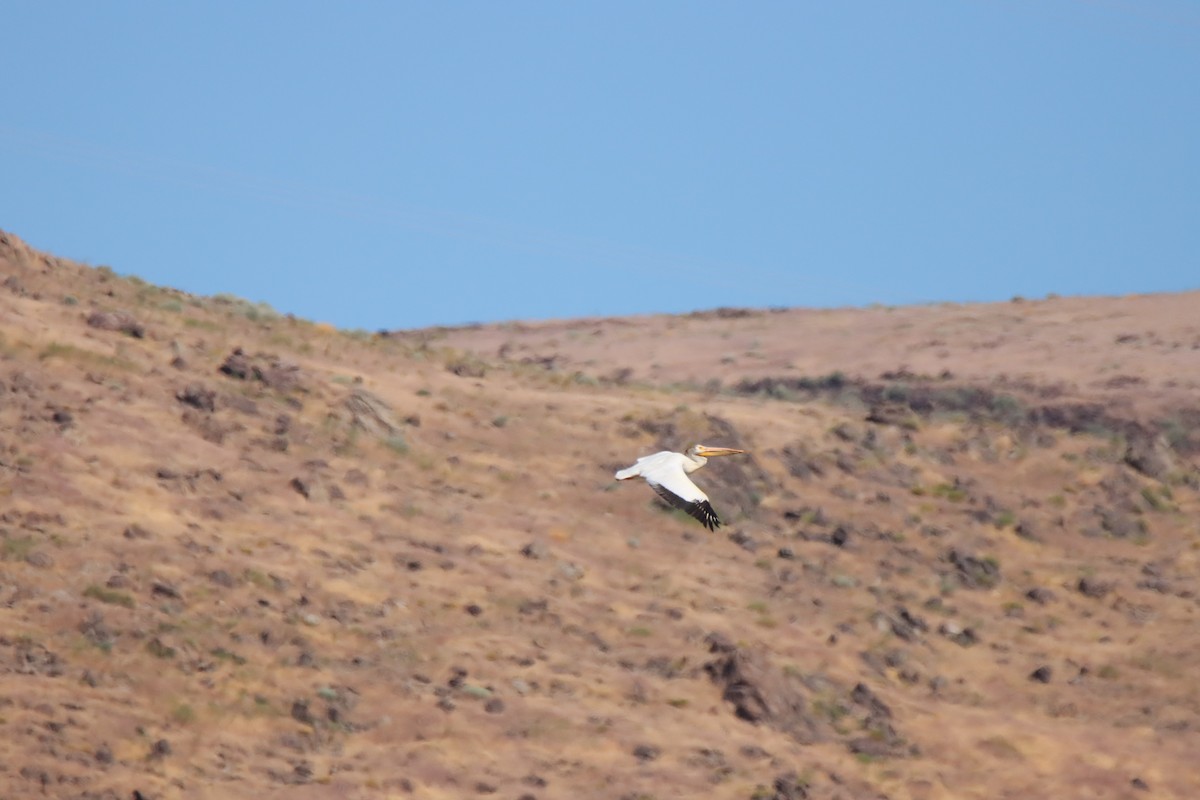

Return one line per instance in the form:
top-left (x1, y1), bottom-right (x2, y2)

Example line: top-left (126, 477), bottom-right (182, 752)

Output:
top-left (649, 478), bottom-right (722, 531)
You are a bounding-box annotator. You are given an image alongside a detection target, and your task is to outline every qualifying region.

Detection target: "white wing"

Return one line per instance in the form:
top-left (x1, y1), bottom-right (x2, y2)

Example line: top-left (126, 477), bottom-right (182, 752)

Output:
top-left (615, 451), bottom-right (723, 530)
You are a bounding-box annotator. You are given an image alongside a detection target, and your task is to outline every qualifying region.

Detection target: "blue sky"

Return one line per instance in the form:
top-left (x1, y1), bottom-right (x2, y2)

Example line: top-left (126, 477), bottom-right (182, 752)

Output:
top-left (2, 2), bottom-right (1197, 330)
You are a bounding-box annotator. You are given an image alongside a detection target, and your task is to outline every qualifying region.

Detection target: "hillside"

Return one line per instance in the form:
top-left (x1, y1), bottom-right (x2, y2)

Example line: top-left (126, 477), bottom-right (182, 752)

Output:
top-left (2, 228), bottom-right (1198, 800)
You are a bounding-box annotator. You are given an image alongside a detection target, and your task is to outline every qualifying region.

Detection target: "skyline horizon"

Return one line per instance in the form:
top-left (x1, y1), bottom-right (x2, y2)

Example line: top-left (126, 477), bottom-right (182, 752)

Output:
top-left (3, 2), bottom-right (1197, 330)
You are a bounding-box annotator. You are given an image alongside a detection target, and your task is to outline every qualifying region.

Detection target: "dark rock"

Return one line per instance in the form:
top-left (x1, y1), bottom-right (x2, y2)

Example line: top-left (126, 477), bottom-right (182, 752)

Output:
top-left (1025, 587), bottom-right (1055, 605)
top-left (632, 744), bottom-right (660, 762)
top-left (845, 683), bottom-right (908, 757)
top-left (447, 357), bottom-right (487, 378)
top-left (1124, 428), bottom-right (1176, 479)
top-left (687, 747), bottom-right (728, 771)
top-left (79, 611), bottom-right (112, 650)
top-left (833, 451), bottom-right (858, 474)
top-left (465, 604), bottom-right (483, 616)
top-left (830, 423), bottom-right (858, 442)
top-left (87, 309), bottom-right (145, 338)
top-left (1098, 508), bottom-right (1146, 540)
top-left (830, 526), bottom-right (850, 547)
top-left (123, 524), bottom-right (153, 539)
top-left (948, 549), bottom-right (1001, 589)
top-left (1029, 666), bottom-right (1053, 683)
top-left (1137, 577), bottom-right (1172, 594)
top-left (484, 698), bottom-right (505, 714)
top-left (150, 738), bottom-right (171, 758)
top-left (290, 474), bottom-right (344, 503)
top-left (290, 762), bottom-right (314, 784)
top-left (520, 541), bottom-right (549, 560)
top-left (728, 530), bottom-right (758, 552)
top-left (848, 735), bottom-right (901, 758)
top-left (344, 389), bottom-right (402, 438)
top-left (8, 638), bottom-right (65, 677)
top-left (19, 766), bottom-right (49, 791)
top-left (1077, 577), bottom-right (1113, 599)
top-left (938, 622), bottom-right (978, 647)
top-left (176, 384), bottom-right (216, 412)
top-left (888, 606), bottom-right (928, 641)
top-left (769, 771), bottom-right (810, 800)
top-left (219, 348), bottom-right (304, 392)
top-left (219, 348), bottom-right (253, 380)
top-left (151, 581), bottom-right (182, 600)
top-left (703, 632), bottom-right (822, 743)
top-left (866, 402), bottom-right (919, 429)
top-left (181, 407), bottom-right (233, 444)
top-left (209, 569), bottom-right (236, 588)
top-left (3, 275), bottom-right (26, 295)
top-left (741, 744), bottom-right (771, 760)
top-left (518, 598), bottom-right (548, 615)
top-left (154, 470), bottom-right (223, 494)
top-left (850, 683), bottom-right (891, 719)
top-left (291, 700), bottom-right (316, 725)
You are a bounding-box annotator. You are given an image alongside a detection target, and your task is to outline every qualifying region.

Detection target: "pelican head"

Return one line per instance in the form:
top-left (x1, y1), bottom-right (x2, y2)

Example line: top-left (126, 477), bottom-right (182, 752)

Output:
top-left (691, 444), bottom-right (747, 458)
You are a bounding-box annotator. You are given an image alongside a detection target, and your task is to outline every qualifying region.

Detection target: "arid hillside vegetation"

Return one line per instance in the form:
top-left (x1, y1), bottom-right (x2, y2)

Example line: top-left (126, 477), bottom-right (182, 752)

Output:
top-left (2, 228), bottom-right (1198, 799)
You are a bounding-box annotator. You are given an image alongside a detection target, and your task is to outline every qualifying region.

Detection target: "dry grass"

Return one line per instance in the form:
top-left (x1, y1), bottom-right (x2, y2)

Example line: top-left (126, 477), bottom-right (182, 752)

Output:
top-left (0, 228), bottom-right (1198, 798)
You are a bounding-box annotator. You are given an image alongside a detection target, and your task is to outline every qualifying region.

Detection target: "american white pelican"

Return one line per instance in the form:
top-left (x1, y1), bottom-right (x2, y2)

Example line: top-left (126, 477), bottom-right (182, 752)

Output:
top-left (615, 444), bottom-right (747, 530)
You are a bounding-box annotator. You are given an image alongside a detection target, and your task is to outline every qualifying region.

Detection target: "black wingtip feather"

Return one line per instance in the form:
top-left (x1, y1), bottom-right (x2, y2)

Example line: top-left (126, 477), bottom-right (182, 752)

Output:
top-left (649, 482), bottom-right (722, 530)
top-left (695, 500), bottom-right (721, 531)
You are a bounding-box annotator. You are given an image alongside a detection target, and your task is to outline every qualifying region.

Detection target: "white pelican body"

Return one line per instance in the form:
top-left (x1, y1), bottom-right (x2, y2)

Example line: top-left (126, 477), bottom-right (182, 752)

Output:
top-left (615, 444), bottom-right (746, 530)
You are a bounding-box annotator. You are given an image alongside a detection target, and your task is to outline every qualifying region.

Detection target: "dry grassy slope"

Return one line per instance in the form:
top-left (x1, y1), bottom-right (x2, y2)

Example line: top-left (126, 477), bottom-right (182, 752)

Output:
top-left (420, 291), bottom-right (1200, 421)
top-left (1, 228), bottom-right (1198, 800)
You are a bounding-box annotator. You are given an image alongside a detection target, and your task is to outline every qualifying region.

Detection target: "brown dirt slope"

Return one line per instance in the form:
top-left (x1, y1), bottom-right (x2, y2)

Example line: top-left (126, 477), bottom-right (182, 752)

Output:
top-left (2, 228), bottom-right (1198, 799)
top-left (421, 292), bottom-right (1200, 421)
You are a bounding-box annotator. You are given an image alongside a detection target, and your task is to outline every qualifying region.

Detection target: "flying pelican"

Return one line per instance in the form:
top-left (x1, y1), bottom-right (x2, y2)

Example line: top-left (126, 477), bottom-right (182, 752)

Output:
top-left (615, 444), bottom-right (747, 530)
